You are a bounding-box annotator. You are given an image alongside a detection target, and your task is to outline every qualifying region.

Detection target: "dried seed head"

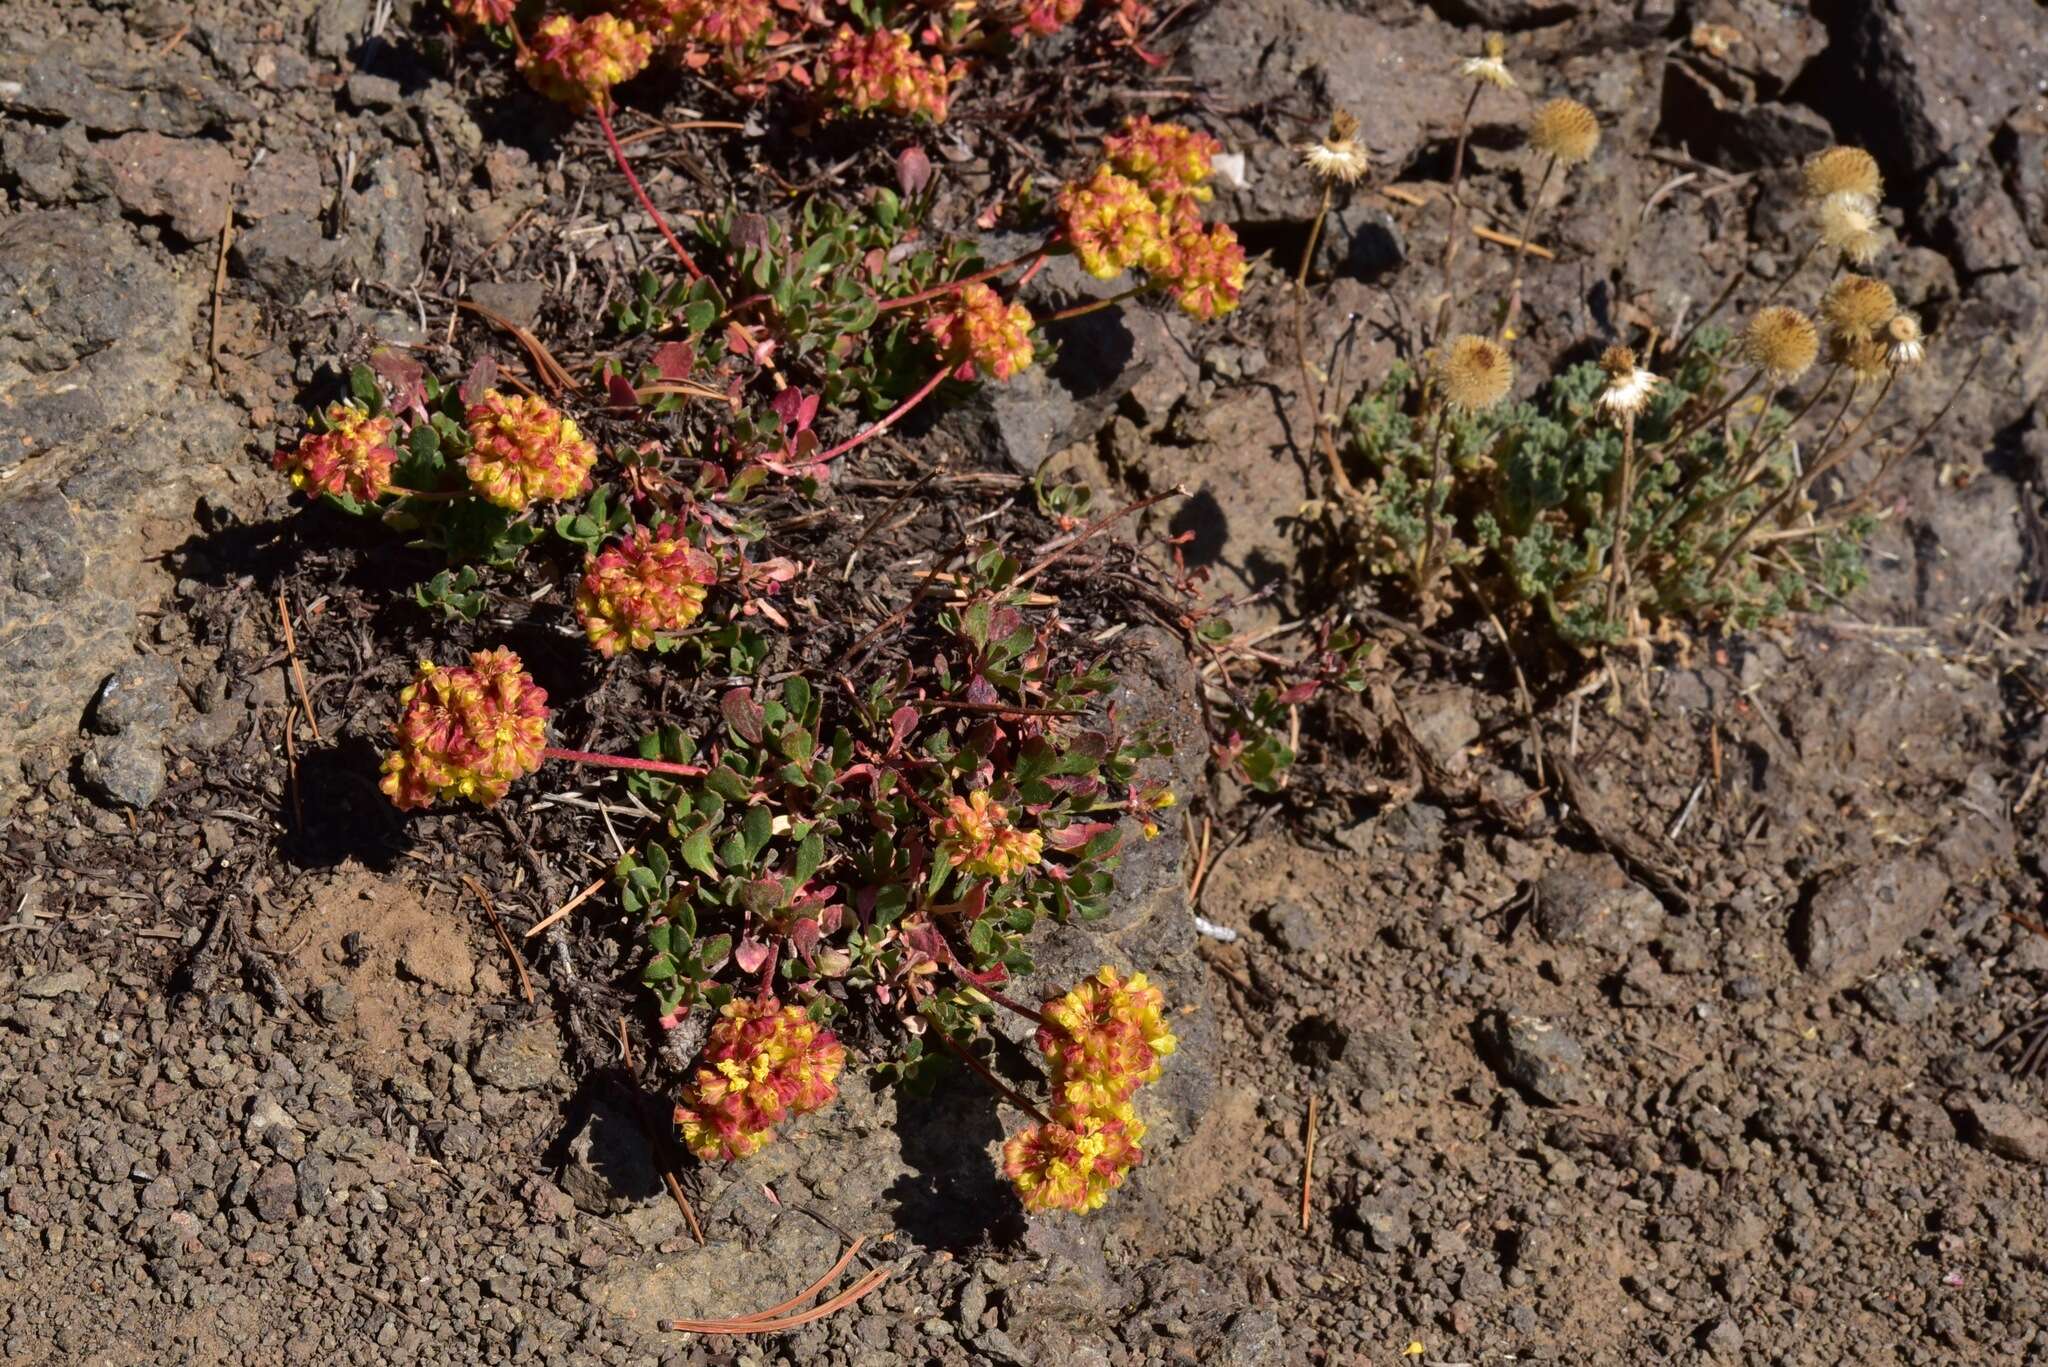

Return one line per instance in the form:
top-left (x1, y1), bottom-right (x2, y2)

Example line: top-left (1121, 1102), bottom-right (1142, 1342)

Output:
top-left (1801, 146), bottom-right (1882, 204)
top-left (1886, 311), bottom-right (1925, 367)
top-left (1329, 109), bottom-right (1359, 143)
top-left (1829, 331), bottom-right (1892, 381)
top-left (1439, 334), bottom-right (1515, 410)
top-left (1528, 98), bottom-right (1600, 165)
top-left (1742, 306), bottom-right (1819, 381)
top-left (1300, 114), bottom-right (1370, 185)
top-left (1484, 31), bottom-right (1507, 59)
top-left (1815, 191), bottom-right (1887, 266)
top-left (1820, 272), bottom-right (1898, 341)
top-left (1599, 345), bottom-right (1637, 378)
top-left (1461, 35), bottom-right (1515, 91)
top-left (1597, 347), bottom-right (1661, 420)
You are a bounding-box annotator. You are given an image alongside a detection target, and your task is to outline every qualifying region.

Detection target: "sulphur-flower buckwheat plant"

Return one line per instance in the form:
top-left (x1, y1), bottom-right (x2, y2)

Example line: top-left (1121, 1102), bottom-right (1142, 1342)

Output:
top-left (519, 13), bottom-right (655, 111)
top-left (273, 402), bottom-right (399, 504)
top-left (1058, 165), bottom-right (1172, 279)
top-left (674, 998), bottom-right (847, 1161)
top-left (1036, 966), bottom-right (1177, 1110)
top-left (820, 27), bottom-right (958, 122)
top-left (1162, 222), bottom-right (1249, 321)
top-left (1104, 115), bottom-right (1221, 210)
top-left (463, 390), bottom-right (600, 511)
top-left (1002, 1102), bottom-right (1147, 1214)
top-left (933, 790), bottom-right (1045, 880)
top-left (575, 523), bottom-right (721, 656)
top-left (379, 647), bottom-right (551, 811)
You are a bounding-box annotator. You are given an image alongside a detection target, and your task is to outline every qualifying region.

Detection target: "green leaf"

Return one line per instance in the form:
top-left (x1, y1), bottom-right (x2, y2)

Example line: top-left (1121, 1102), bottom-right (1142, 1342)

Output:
top-left (681, 826), bottom-right (717, 876)
top-left (349, 364), bottom-right (380, 410)
top-left (784, 674), bottom-right (813, 723)
top-left (793, 831), bottom-right (824, 886)
top-left (717, 832), bottom-right (750, 871)
top-left (642, 955), bottom-right (677, 984)
top-left (741, 803), bottom-right (774, 860)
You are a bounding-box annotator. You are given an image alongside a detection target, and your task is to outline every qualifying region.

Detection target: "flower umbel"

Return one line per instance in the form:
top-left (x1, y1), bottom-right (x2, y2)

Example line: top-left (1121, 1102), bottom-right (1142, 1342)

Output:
top-left (1104, 115), bottom-right (1221, 210)
top-left (519, 14), bottom-right (654, 111)
top-left (575, 524), bottom-right (720, 657)
top-left (379, 647), bottom-right (550, 810)
top-left (1058, 165), bottom-right (1171, 280)
top-left (463, 390), bottom-right (599, 510)
top-left (445, 0), bottom-right (516, 26)
top-left (1160, 222), bottom-right (1247, 321)
top-left (1036, 966), bottom-right (1178, 1112)
top-left (273, 403), bottom-right (398, 503)
top-left (926, 283), bottom-right (1036, 381)
top-left (1001, 1103), bottom-right (1146, 1214)
top-left (820, 27), bottom-right (957, 122)
top-left (933, 791), bottom-right (1044, 880)
top-left (675, 998), bottom-right (846, 1161)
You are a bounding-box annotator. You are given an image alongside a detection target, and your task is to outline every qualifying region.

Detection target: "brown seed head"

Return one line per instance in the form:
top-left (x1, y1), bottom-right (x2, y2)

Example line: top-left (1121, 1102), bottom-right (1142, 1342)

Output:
top-left (1328, 109), bottom-right (1359, 143)
top-left (1439, 334), bottom-right (1515, 410)
top-left (1886, 311), bottom-right (1925, 366)
top-left (1741, 306), bottom-right (1819, 381)
top-left (1820, 273), bottom-right (1898, 341)
top-left (1829, 331), bottom-right (1891, 380)
top-left (1599, 345), bottom-right (1637, 379)
top-left (1801, 146), bottom-right (1882, 203)
top-left (1528, 98), bottom-right (1600, 166)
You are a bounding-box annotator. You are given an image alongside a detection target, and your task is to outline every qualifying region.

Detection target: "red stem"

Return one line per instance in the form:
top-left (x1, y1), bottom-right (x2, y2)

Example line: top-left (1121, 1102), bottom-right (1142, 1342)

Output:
top-left (875, 249), bottom-right (1049, 314)
top-left (815, 365), bottom-right (949, 465)
top-left (925, 1024), bottom-right (1053, 1125)
top-left (594, 103), bottom-right (704, 282)
top-left (541, 746), bottom-right (707, 779)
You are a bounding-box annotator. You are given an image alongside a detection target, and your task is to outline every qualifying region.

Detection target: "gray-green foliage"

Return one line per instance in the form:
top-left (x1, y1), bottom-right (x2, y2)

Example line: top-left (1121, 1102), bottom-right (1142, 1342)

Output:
top-left (1345, 330), bottom-right (1872, 645)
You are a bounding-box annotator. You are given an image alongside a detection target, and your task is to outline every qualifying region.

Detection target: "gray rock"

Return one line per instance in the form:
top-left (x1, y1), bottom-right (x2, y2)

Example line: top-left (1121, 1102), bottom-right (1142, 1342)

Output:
top-left (244, 1094), bottom-right (301, 1154)
top-left (78, 733), bottom-right (167, 809)
top-left (1961, 1098), bottom-right (2048, 1165)
top-left (1659, 64), bottom-right (1832, 172)
top-left (18, 966), bottom-right (95, 998)
top-left (466, 279), bottom-right (550, 330)
top-left (89, 660), bottom-right (180, 736)
top-left (248, 1161), bottom-right (298, 1222)
top-left (2000, 113), bottom-right (2048, 251)
top-left (139, 1176), bottom-right (179, 1211)
top-left (310, 0), bottom-right (371, 59)
top-left (0, 122), bottom-right (90, 205)
top-left (89, 132), bottom-right (238, 245)
top-left (1793, 857), bottom-right (1951, 989)
top-left (472, 1021), bottom-right (565, 1092)
top-left (1859, 967), bottom-right (1940, 1025)
top-left (296, 1153), bottom-right (333, 1214)
top-left (1700, 1315), bottom-right (1743, 1357)
top-left (232, 215), bottom-right (348, 304)
top-left (310, 982), bottom-right (355, 1025)
top-left (558, 1099), bottom-right (662, 1215)
top-left (1835, 0), bottom-right (2044, 180)
top-left (1484, 1009), bottom-right (1588, 1107)
top-left (1216, 1309), bottom-right (1282, 1366)
top-left (1254, 901), bottom-right (1322, 955)
top-left (345, 73), bottom-right (403, 111)
top-left (1533, 851), bottom-right (1663, 955)
top-left (0, 40), bottom-right (255, 135)
top-left (1688, 0), bottom-right (1827, 97)
top-left (1352, 1194), bottom-right (1412, 1253)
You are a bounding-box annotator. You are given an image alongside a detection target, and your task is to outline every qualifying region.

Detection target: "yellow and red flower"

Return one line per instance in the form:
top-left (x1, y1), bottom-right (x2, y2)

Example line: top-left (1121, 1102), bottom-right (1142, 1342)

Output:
top-left (378, 647), bottom-right (551, 811)
top-left (1104, 116), bottom-right (1220, 211)
top-left (444, 0), bottom-right (516, 26)
top-left (1001, 1100), bottom-right (1146, 1213)
top-left (820, 27), bottom-right (957, 122)
top-left (1014, 0), bottom-right (1085, 37)
top-left (575, 524), bottom-right (719, 656)
top-left (1036, 965), bottom-right (1177, 1110)
top-left (462, 390), bottom-right (598, 511)
top-left (1158, 222), bottom-right (1246, 321)
top-left (676, 998), bottom-right (846, 1161)
top-left (925, 283), bottom-right (1036, 382)
top-left (933, 790), bottom-right (1044, 880)
top-left (519, 14), bottom-right (655, 111)
top-left (273, 403), bottom-right (399, 504)
top-left (1057, 165), bottom-right (1171, 281)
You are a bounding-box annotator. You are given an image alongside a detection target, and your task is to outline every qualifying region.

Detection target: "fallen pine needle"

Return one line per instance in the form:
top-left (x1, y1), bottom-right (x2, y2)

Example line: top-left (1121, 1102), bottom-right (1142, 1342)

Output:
top-left (462, 874), bottom-right (534, 1005)
top-left (660, 1167), bottom-right (707, 1246)
top-left (1300, 1092), bottom-right (1318, 1233)
top-left (524, 874), bottom-right (607, 939)
top-left (667, 1243), bottom-right (891, 1334)
top-left (276, 590), bottom-right (321, 741)
top-left (1473, 224), bottom-right (1555, 260)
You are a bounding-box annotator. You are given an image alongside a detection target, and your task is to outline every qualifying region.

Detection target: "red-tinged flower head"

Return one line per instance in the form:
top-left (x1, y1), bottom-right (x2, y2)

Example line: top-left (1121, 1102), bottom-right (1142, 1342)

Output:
top-left (676, 998), bottom-right (846, 1161)
top-left (444, 0), bottom-right (516, 26)
top-left (632, 0), bottom-right (774, 47)
top-left (1159, 222), bottom-right (1246, 321)
top-left (519, 14), bottom-right (654, 111)
top-left (925, 283), bottom-right (1036, 382)
top-left (462, 389), bottom-right (598, 511)
top-left (1036, 965), bottom-right (1177, 1110)
top-left (934, 790), bottom-right (1044, 880)
top-left (1002, 1101), bottom-right (1146, 1213)
top-left (1057, 166), bottom-right (1171, 281)
top-left (1014, 0), bottom-right (1085, 37)
top-left (1104, 116), bottom-right (1220, 209)
top-left (378, 648), bottom-right (550, 811)
top-left (821, 27), bottom-right (958, 122)
top-left (575, 523), bottom-right (719, 656)
top-left (273, 403), bottom-right (399, 504)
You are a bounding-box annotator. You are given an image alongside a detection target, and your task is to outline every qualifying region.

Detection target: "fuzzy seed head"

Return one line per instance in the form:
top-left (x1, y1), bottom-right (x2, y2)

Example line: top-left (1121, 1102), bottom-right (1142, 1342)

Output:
top-left (1886, 311), bottom-right (1925, 367)
top-left (1820, 272), bottom-right (1898, 342)
top-left (1596, 347), bottom-right (1661, 420)
top-left (1830, 331), bottom-right (1892, 381)
top-left (1528, 98), bottom-right (1599, 165)
top-left (1801, 146), bottom-right (1882, 204)
top-left (1815, 191), bottom-right (1887, 266)
top-left (1439, 334), bottom-right (1515, 410)
top-left (1741, 306), bottom-right (1819, 380)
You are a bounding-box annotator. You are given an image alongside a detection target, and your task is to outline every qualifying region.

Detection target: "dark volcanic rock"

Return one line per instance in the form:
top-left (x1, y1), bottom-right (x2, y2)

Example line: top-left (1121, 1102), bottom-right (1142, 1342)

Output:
top-left (1532, 851), bottom-right (1663, 955)
top-left (1792, 857), bottom-right (1951, 989)
top-left (0, 39), bottom-right (255, 135)
top-left (1833, 0), bottom-right (2045, 182)
top-left (1482, 1009), bottom-right (1588, 1106)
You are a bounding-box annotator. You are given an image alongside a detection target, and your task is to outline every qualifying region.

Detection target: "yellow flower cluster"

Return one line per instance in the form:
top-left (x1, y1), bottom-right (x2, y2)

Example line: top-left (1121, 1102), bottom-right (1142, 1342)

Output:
top-left (1057, 117), bottom-right (1246, 319)
top-left (675, 998), bottom-right (846, 1161)
top-left (462, 390), bottom-right (599, 511)
top-left (925, 282), bottom-right (1036, 382)
top-left (820, 27), bottom-right (958, 122)
top-left (932, 790), bottom-right (1044, 880)
top-left (378, 647), bottom-right (551, 811)
top-left (519, 14), bottom-right (655, 112)
top-left (1002, 966), bottom-right (1177, 1214)
top-left (575, 523), bottom-right (719, 656)
top-left (272, 403), bottom-right (398, 504)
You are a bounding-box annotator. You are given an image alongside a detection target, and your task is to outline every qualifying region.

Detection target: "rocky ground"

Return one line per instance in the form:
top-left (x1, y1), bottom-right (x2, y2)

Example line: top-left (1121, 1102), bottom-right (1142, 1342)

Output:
top-left (5, 0), bottom-right (2048, 1363)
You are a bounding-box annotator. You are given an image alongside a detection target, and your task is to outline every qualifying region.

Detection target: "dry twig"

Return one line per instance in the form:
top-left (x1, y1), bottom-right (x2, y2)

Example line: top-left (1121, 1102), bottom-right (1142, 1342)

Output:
top-left (462, 874), bottom-right (535, 1005)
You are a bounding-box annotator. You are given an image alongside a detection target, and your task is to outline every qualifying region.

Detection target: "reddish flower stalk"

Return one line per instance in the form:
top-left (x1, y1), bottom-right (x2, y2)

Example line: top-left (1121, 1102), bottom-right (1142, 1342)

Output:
top-left (875, 249), bottom-right (1048, 314)
top-left (593, 103), bottom-right (705, 282)
top-left (926, 1023), bottom-right (1053, 1125)
top-left (815, 364), bottom-right (949, 465)
top-left (540, 745), bottom-right (707, 778)
top-left (1040, 283), bottom-right (1147, 325)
